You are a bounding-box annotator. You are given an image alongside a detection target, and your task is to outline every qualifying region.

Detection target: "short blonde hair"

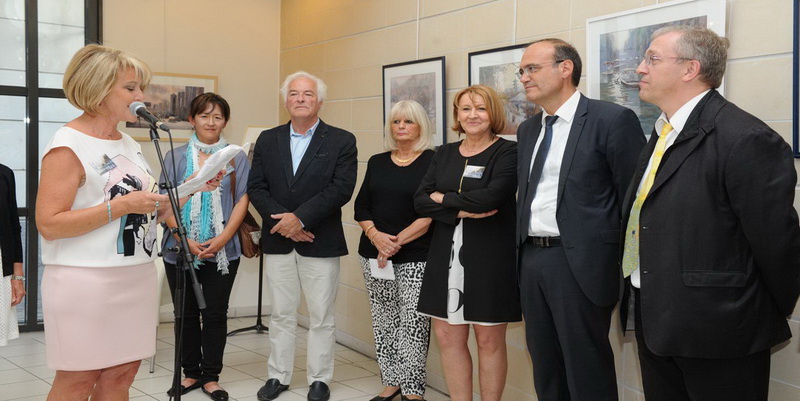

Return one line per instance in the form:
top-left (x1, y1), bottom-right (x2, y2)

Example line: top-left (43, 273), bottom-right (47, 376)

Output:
top-left (452, 85), bottom-right (507, 136)
top-left (63, 44), bottom-right (152, 115)
top-left (384, 100), bottom-right (435, 152)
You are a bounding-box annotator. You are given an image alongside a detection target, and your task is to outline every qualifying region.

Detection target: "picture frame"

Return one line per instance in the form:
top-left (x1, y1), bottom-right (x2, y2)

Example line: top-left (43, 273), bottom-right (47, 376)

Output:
top-left (586, 0), bottom-right (726, 135)
top-left (793, 0), bottom-right (799, 157)
top-left (468, 43), bottom-right (538, 140)
top-left (243, 125), bottom-right (271, 163)
top-left (382, 57), bottom-right (446, 146)
top-left (123, 72), bottom-right (218, 142)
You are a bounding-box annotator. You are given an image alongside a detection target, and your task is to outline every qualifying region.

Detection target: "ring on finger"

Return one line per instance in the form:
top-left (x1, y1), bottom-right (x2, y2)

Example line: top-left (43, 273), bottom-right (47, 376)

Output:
top-left (155, 201), bottom-right (160, 209)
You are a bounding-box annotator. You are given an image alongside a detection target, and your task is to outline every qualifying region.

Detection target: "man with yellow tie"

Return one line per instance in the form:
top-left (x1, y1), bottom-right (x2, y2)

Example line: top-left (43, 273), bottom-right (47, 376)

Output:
top-left (621, 26), bottom-right (800, 401)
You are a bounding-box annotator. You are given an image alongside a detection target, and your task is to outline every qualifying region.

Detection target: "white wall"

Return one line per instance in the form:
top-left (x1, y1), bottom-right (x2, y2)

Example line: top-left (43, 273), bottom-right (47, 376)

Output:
top-left (103, 0), bottom-right (282, 319)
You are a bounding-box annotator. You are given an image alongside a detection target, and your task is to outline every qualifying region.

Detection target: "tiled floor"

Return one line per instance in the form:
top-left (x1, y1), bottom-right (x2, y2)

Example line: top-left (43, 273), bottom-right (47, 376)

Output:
top-left (0, 318), bottom-right (449, 401)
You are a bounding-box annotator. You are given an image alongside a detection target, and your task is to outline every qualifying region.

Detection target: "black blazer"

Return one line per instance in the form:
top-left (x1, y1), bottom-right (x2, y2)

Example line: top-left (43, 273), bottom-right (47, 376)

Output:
top-left (517, 95), bottom-right (645, 307)
top-left (621, 90), bottom-right (800, 358)
top-left (247, 120), bottom-right (357, 257)
top-left (415, 139), bottom-right (521, 322)
top-left (0, 164), bottom-right (23, 277)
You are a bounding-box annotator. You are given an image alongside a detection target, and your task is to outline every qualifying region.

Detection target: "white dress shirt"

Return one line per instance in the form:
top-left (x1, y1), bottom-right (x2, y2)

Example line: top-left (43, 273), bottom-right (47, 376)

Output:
top-left (631, 89), bottom-right (710, 288)
top-left (528, 90), bottom-right (581, 237)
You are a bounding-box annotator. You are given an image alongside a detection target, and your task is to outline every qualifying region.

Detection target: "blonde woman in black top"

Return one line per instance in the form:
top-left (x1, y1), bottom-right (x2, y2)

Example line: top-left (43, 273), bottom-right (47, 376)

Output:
top-left (354, 100), bottom-right (435, 401)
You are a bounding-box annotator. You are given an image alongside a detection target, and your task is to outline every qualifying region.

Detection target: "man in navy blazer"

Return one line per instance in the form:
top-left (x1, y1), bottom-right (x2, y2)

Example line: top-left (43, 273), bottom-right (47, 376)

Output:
top-left (249, 71), bottom-right (357, 401)
top-left (516, 39), bottom-right (645, 401)
top-left (622, 26), bottom-right (800, 401)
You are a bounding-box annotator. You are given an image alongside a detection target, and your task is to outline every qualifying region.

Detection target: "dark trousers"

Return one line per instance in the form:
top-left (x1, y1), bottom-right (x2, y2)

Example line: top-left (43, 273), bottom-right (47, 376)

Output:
top-left (165, 258), bottom-right (240, 383)
top-left (633, 289), bottom-right (770, 401)
top-left (519, 243), bottom-right (618, 401)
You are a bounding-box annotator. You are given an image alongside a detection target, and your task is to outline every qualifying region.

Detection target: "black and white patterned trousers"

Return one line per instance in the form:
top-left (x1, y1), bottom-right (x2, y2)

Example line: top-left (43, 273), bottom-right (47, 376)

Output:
top-left (360, 257), bottom-right (431, 396)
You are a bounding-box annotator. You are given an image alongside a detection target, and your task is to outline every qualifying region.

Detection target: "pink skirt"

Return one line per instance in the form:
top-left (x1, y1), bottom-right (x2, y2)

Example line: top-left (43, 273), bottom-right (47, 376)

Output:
top-left (42, 262), bottom-right (158, 371)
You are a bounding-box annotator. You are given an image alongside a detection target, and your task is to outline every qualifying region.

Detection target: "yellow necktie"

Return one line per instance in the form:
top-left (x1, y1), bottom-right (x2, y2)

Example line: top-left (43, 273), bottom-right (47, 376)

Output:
top-left (622, 122), bottom-right (673, 277)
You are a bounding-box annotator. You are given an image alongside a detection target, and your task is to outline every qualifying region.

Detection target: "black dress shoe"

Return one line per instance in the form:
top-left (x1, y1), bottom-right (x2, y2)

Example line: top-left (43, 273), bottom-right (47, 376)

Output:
top-left (202, 385), bottom-right (229, 401)
top-left (370, 388), bottom-right (401, 401)
top-left (257, 378), bottom-right (289, 401)
top-left (166, 380), bottom-right (202, 396)
top-left (307, 381), bottom-right (330, 401)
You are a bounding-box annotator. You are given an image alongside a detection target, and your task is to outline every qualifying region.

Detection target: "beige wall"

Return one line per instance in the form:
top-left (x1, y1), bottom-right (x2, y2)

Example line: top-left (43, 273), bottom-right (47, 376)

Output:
top-left (279, 0), bottom-right (800, 400)
top-left (103, 0), bottom-right (282, 318)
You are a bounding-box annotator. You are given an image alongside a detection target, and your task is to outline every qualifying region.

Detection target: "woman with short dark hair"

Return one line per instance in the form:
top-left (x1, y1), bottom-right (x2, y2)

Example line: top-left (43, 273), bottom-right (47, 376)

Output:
top-left (160, 92), bottom-right (250, 401)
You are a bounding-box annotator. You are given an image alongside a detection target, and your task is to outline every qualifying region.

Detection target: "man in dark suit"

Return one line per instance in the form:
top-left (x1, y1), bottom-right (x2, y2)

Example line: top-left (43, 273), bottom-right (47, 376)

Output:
top-left (621, 26), bottom-right (800, 401)
top-left (249, 71), bottom-right (357, 401)
top-left (516, 39), bottom-right (645, 401)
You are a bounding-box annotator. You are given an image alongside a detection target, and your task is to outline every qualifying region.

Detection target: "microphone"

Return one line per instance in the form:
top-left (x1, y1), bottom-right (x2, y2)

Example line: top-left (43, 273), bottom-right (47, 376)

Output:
top-left (129, 102), bottom-right (170, 132)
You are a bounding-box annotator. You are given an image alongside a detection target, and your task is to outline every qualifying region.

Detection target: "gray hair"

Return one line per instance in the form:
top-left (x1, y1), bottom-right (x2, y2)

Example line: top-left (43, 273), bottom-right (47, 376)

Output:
top-left (280, 70), bottom-right (327, 103)
top-left (652, 26), bottom-right (729, 89)
top-left (384, 100), bottom-right (435, 152)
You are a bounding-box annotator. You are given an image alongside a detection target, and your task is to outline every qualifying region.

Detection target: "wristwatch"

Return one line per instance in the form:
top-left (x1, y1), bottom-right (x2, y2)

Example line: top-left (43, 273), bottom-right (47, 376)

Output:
top-left (11, 275), bottom-right (25, 282)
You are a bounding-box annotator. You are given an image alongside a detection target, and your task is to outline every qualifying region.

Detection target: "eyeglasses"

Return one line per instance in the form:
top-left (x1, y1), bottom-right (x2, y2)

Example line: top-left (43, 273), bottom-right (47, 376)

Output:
top-left (641, 54), bottom-right (692, 66)
top-left (517, 60), bottom-right (565, 78)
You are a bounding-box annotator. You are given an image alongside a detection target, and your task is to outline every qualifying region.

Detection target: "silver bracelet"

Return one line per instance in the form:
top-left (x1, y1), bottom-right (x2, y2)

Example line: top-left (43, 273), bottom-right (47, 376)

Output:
top-left (107, 201), bottom-right (112, 223)
top-left (11, 275), bottom-right (25, 282)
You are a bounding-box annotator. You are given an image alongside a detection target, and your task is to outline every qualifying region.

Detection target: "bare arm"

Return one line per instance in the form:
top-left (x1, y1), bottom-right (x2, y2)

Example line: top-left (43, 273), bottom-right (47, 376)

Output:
top-left (395, 217), bottom-right (432, 246)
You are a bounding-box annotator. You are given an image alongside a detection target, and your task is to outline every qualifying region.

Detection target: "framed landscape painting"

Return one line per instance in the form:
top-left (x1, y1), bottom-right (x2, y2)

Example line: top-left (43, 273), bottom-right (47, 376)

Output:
top-left (124, 72), bottom-right (218, 142)
top-left (469, 43), bottom-right (539, 139)
top-left (586, 0), bottom-right (725, 135)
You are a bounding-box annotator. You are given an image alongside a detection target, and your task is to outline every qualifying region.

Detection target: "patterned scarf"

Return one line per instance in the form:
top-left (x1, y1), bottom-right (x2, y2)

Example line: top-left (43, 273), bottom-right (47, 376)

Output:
top-left (181, 133), bottom-right (230, 274)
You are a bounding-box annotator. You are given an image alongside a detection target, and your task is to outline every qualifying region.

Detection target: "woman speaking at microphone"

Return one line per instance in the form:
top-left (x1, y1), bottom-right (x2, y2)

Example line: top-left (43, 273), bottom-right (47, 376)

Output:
top-left (36, 44), bottom-right (215, 400)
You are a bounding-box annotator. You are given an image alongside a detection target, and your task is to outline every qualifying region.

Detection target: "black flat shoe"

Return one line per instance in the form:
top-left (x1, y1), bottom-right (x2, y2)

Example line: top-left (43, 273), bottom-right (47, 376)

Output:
top-left (257, 378), bottom-right (289, 401)
top-left (307, 381), bottom-right (330, 401)
top-left (401, 396), bottom-right (426, 401)
top-left (202, 385), bottom-right (229, 401)
top-left (370, 388), bottom-right (401, 401)
top-left (166, 380), bottom-right (202, 396)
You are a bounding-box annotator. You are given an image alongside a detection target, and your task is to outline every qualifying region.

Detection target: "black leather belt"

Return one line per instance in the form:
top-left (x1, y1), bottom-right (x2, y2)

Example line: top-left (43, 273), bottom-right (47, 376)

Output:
top-left (526, 236), bottom-right (561, 247)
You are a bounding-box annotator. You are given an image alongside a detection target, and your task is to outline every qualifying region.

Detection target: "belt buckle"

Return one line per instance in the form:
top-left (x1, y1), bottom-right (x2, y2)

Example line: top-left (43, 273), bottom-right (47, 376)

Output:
top-left (541, 237), bottom-right (551, 247)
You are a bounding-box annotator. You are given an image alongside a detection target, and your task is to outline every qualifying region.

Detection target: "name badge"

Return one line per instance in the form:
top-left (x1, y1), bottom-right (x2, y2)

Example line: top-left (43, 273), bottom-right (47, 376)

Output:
top-left (463, 165), bottom-right (485, 179)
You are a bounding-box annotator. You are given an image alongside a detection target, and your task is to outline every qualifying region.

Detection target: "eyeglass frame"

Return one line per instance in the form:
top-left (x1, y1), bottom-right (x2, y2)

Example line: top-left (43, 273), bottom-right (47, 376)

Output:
top-left (517, 59), bottom-right (566, 78)
top-left (641, 54), bottom-right (693, 66)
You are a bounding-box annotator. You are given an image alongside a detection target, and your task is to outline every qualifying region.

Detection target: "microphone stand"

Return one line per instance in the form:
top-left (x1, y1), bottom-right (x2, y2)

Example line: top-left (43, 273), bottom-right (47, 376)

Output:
top-left (149, 125), bottom-right (206, 401)
top-left (227, 250), bottom-right (269, 336)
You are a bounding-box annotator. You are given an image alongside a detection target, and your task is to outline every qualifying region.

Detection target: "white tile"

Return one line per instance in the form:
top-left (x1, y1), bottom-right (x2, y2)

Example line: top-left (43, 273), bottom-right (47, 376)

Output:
top-left (0, 368), bottom-right (38, 385)
top-left (130, 374), bottom-right (175, 396)
top-left (223, 351), bottom-right (266, 366)
top-left (23, 364), bottom-right (55, 380)
top-left (0, 379), bottom-right (51, 400)
top-left (0, 342), bottom-right (47, 358)
top-left (331, 364), bottom-right (374, 381)
top-left (5, 352), bottom-right (48, 368)
top-left (338, 376), bottom-right (384, 394)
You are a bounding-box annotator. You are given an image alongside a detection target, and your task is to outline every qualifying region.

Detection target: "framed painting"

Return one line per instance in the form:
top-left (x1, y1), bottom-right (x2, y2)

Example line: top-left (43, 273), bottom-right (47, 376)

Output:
top-left (468, 43), bottom-right (538, 140)
top-left (586, 0), bottom-right (726, 135)
top-left (382, 57), bottom-right (446, 146)
top-left (123, 72), bottom-right (218, 142)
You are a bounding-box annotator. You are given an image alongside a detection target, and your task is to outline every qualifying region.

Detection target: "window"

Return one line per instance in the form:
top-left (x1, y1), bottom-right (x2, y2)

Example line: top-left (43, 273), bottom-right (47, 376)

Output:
top-left (0, 0), bottom-right (100, 330)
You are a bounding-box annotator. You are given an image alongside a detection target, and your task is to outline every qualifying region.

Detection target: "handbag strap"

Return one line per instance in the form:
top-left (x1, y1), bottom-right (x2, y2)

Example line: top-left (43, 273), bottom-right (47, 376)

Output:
top-left (228, 160), bottom-right (237, 204)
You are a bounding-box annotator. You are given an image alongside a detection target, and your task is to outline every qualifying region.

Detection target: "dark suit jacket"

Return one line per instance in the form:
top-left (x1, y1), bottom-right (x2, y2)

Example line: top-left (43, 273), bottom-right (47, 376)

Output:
top-left (0, 164), bottom-right (23, 277)
top-left (621, 90), bottom-right (800, 358)
top-left (517, 94), bottom-right (645, 307)
top-left (247, 120), bottom-right (357, 257)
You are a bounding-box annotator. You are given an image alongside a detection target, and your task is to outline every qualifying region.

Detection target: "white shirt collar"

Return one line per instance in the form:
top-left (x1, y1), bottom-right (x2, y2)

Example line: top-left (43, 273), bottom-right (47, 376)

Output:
top-left (656, 89), bottom-right (710, 135)
top-left (541, 90), bottom-right (581, 125)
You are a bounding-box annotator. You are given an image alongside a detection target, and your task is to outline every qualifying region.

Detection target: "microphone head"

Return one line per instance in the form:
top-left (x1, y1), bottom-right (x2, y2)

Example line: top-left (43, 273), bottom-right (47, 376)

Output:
top-left (129, 101), bottom-right (146, 116)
